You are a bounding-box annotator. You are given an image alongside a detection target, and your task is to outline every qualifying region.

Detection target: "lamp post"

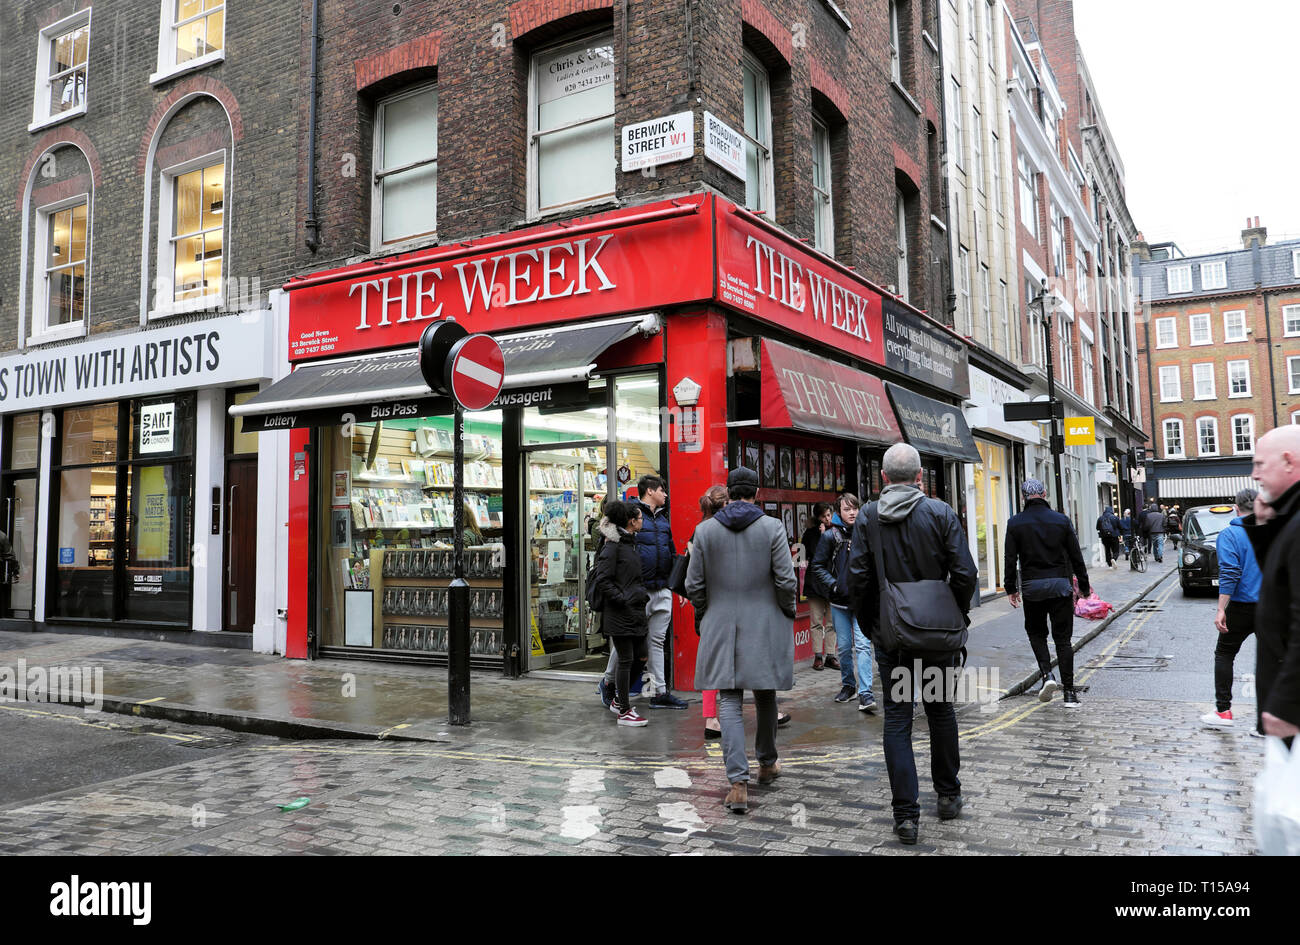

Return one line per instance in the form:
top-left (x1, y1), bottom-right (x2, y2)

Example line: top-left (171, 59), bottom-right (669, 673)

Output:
top-left (1034, 280), bottom-right (1066, 514)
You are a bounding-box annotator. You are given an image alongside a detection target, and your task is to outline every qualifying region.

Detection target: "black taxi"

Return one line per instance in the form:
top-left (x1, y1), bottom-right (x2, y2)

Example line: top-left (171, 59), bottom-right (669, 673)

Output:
top-left (1178, 504), bottom-right (1238, 595)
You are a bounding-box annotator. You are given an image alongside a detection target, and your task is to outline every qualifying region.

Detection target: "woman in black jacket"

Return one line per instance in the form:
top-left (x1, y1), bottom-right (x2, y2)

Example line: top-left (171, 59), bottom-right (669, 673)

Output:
top-left (593, 500), bottom-right (651, 726)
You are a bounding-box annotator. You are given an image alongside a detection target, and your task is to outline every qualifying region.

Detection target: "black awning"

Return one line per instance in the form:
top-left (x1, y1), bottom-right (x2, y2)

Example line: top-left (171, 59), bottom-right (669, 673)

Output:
top-left (885, 383), bottom-right (982, 463)
top-left (232, 314), bottom-right (655, 431)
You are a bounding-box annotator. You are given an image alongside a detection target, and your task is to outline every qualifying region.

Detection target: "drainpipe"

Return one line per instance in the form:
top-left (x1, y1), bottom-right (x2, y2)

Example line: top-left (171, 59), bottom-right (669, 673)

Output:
top-left (1263, 294), bottom-right (1279, 429)
top-left (304, 0), bottom-right (322, 252)
top-left (934, 8), bottom-right (958, 324)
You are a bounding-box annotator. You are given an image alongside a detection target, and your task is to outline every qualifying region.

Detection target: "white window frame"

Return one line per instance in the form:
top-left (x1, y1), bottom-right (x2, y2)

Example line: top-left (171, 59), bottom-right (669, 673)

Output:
top-left (30, 192), bottom-right (92, 345)
top-left (1017, 154), bottom-right (1038, 237)
top-left (999, 279), bottom-right (1011, 354)
top-left (1197, 417), bottom-right (1219, 457)
top-left (1166, 265), bottom-right (1192, 294)
top-left (528, 32), bottom-right (616, 221)
top-left (1293, 249), bottom-right (1300, 280)
top-left (1283, 304), bottom-right (1300, 338)
top-left (1059, 315), bottom-right (1075, 389)
top-left (1188, 312), bottom-right (1212, 346)
top-left (971, 106), bottom-right (984, 191)
top-left (740, 49), bottom-right (775, 218)
top-left (896, 191), bottom-right (909, 302)
top-left (1155, 316), bottom-right (1177, 349)
top-left (1289, 356), bottom-right (1300, 394)
top-left (959, 247), bottom-right (972, 336)
top-left (1227, 359), bottom-right (1251, 398)
top-left (151, 0), bottom-right (227, 86)
top-left (371, 83), bottom-right (438, 253)
top-left (1050, 203), bottom-right (1065, 277)
top-left (1192, 362), bottom-right (1216, 400)
top-left (1163, 418), bottom-right (1184, 459)
top-left (1292, 409), bottom-right (1300, 425)
top-left (1200, 260), bottom-right (1226, 290)
top-left (151, 149), bottom-right (226, 320)
top-left (1222, 309), bottom-right (1247, 342)
top-left (889, 1), bottom-right (902, 84)
top-left (951, 78), bottom-right (965, 170)
top-left (30, 9), bottom-right (92, 132)
top-left (1158, 365), bottom-right (1181, 402)
top-left (1231, 414), bottom-right (1255, 455)
top-left (1081, 338), bottom-right (1094, 405)
top-left (812, 116), bottom-right (834, 256)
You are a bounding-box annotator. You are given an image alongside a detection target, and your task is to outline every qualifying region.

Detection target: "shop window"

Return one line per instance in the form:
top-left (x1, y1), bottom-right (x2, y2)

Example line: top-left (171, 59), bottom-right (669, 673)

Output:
top-left (812, 116), bottom-right (834, 255)
top-left (742, 50), bottom-right (774, 216)
top-left (529, 32), bottom-right (615, 218)
top-left (373, 84), bottom-right (438, 250)
top-left (31, 10), bottom-right (90, 130)
top-left (524, 378), bottom-right (608, 445)
top-left (157, 156), bottom-right (225, 314)
top-left (50, 397), bottom-right (195, 624)
top-left (227, 389), bottom-right (260, 455)
top-left (153, 0), bottom-right (226, 84)
top-left (316, 414), bottom-right (506, 658)
top-left (32, 197), bottom-right (89, 342)
top-left (615, 373), bottom-right (662, 490)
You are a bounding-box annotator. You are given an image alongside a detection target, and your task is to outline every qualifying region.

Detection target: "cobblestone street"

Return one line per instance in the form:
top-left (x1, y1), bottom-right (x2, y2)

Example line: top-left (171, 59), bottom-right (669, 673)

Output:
top-left (0, 573), bottom-right (1260, 855)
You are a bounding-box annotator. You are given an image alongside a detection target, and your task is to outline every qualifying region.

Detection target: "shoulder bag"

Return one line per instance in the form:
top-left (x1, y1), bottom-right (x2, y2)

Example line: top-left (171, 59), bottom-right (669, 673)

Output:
top-left (866, 506), bottom-right (967, 653)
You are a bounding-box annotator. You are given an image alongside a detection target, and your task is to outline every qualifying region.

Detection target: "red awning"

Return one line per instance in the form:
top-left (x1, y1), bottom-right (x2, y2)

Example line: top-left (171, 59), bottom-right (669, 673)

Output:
top-left (759, 339), bottom-right (903, 445)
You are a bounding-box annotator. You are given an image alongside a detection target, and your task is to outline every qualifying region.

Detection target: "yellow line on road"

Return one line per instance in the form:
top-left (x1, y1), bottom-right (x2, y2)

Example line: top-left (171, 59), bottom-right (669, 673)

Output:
top-left (0, 700), bottom-right (205, 742)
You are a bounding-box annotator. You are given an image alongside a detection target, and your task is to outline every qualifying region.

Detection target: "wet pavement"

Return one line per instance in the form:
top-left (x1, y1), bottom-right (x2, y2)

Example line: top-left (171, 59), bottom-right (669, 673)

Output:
top-left (0, 556), bottom-right (1179, 750)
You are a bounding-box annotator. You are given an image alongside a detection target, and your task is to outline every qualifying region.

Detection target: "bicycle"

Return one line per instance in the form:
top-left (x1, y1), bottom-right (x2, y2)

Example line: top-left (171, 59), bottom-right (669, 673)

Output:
top-left (1128, 536), bottom-right (1148, 573)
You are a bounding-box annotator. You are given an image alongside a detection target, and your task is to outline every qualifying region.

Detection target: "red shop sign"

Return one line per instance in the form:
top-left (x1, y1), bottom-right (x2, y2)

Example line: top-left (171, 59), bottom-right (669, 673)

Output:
top-left (285, 195), bottom-right (715, 361)
top-left (760, 339), bottom-right (902, 445)
top-left (715, 204), bottom-right (886, 368)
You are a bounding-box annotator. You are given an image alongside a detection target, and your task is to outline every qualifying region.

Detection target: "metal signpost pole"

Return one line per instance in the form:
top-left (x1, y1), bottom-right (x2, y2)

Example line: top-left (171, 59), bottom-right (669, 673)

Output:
top-left (1039, 282), bottom-right (1066, 514)
top-left (449, 403), bottom-right (471, 725)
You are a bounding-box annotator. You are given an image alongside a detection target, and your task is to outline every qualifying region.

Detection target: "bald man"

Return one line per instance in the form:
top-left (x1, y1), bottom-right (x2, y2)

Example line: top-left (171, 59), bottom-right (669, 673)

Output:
top-left (1243, 425), bottom-right (1300, 740)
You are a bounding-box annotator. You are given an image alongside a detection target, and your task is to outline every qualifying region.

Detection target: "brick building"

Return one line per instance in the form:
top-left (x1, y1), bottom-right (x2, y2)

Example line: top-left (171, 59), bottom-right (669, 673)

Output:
top-left (0, 1), bottom-right (299, 650)
top-left (1133, 220), bottom-right (1300, 505)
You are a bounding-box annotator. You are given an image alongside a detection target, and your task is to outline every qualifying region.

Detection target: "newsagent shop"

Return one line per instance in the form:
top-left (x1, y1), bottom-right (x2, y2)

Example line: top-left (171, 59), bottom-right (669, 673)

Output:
top-left (234, 193), bottom-right (978, 688)
top-left (0, 310), bottom-right (283, 644)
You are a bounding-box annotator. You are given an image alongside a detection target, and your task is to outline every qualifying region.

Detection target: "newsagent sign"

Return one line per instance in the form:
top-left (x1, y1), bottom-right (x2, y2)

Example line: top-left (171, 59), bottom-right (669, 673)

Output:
top-left (286, 195), bottom-right (714, 361)
top-left (0, 311), bottom-right (275, 412)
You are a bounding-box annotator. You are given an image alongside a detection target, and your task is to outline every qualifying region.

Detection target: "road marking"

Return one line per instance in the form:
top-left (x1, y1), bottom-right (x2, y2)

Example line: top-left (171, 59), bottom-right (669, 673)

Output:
top-left (657, 801), bottom-right (706, 836)
top-left (654, 767), bottom-right (692, 789)
top-left (138, 697), bottom-right (165, 704)
top-left (0, 701), bottom-right (204, 742)
top-left (559, 805), bottom-right (601, 840)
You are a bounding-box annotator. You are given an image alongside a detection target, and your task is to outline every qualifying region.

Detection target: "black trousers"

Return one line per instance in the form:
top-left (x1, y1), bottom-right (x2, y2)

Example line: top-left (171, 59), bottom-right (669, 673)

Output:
top-left (611, 635), bottom-right (649, 712)
top-left (1023, 594), bottom-right (1075, 688)
top-left (1215, 601), bottom-right (1255, 713)
top-left (1100, 535), bottom-right (1120, 565)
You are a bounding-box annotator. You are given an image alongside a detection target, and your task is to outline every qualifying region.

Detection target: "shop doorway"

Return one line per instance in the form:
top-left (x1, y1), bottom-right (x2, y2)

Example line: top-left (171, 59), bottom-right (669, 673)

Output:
top-left (972, 439), bottom-right (1008, 595)
top-left (2, 475), bottom-right (38, 619)
top-left (223, 458), bottom-right (258, 631)
top-left (524, 448), bottom-right (607, 670)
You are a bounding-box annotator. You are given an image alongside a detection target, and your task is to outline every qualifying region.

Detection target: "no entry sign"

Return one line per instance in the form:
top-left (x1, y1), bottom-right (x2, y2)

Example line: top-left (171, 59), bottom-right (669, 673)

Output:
top-left (446, 333), bottom-right (505, 410)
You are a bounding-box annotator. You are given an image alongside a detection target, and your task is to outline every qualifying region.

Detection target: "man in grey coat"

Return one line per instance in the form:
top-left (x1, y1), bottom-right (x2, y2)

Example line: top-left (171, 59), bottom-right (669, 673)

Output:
top-left (686, 466), bottom-right (797, 814)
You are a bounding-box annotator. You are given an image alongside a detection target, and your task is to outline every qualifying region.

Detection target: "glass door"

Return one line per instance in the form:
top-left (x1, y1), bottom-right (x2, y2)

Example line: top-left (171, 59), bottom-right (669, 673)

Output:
top-left (3, 476), bottom-right (37, 618)
top-left (524, 448), bottom-right (607, 668)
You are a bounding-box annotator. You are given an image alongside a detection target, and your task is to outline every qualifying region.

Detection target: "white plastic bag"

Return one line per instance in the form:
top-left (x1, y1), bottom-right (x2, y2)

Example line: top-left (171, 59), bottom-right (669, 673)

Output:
top-left (1255, 736), bottom-right (1300, 856)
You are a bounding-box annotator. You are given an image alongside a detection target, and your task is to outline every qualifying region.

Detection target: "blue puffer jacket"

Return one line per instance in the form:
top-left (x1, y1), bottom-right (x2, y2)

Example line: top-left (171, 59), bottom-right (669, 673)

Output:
top-left (1216, 517), bottom-right (1262, 603)
top-left (634, 501), bottom-right (676, 590)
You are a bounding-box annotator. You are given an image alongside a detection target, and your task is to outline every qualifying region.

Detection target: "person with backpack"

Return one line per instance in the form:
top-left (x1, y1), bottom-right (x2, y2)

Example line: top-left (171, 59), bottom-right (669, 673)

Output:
top-left (1096, 506), bottom-right (1121, 568)
top-left (846, 443), bottom-right (978, 845)
top-left (686, 467), bottom-right (798, 814)
top-left (592, 500), bottom-right (651, 727)
top-left (1166, 506), bottom-right (1182, 551)
top-left (1005, 478), bottom-right (1091, 707)
top-left (813, 493), bottom-right (875, 712)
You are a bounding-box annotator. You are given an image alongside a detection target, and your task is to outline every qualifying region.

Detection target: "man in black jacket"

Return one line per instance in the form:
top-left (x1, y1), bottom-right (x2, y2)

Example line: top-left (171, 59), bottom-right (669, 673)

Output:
top-left (1096, 506), bottom-right (1121, 568)
top-left (1243, 426), bottom-right (1300, 741)
top-left (847, 443), bottom-right (978, 845)
top-left (1005, 479), bottom-right (1091, 707)
top-left (1139, 500), bottom-right (1166, 562)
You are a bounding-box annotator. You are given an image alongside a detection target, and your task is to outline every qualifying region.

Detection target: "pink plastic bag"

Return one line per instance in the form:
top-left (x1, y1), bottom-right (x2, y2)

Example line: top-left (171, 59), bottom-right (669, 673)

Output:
top-left (1074, 592), bottom-right (1112, 620)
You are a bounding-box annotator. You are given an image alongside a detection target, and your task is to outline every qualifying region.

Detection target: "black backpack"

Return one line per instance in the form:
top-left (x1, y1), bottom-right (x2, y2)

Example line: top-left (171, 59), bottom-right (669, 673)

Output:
top-left (585, 538), bottom-right (608, 612)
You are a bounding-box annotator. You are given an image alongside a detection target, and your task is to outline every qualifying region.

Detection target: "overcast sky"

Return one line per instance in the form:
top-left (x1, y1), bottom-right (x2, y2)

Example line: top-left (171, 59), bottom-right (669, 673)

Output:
top-left (1070, 0), bottom-right (1300, 257)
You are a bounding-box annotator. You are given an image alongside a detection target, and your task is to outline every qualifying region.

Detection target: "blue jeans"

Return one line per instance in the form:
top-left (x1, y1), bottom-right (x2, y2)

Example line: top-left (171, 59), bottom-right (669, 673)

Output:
top-left (1150, 534), bottom-right (1165, 560)
top-left (874, 645), bottom-right (962, 823)
top-left (831, 605), bottom-right (873, 699)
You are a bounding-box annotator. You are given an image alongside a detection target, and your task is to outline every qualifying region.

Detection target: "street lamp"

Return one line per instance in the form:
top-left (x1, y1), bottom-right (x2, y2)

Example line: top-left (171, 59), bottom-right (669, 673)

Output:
top-left (1033, 280), bottom-right (1066, 514)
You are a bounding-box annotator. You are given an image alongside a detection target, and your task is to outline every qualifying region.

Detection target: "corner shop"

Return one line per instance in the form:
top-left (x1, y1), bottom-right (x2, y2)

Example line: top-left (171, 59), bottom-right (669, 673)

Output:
top-left (236, 193), bottom-right (979, 688)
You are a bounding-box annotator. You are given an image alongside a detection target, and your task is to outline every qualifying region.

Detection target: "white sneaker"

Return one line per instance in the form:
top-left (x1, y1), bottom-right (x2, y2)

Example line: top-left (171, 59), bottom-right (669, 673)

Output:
top-left (1036, 676), bottom-right (1061, 703)
top-left (1201, 709), bottom-right (1235, 728)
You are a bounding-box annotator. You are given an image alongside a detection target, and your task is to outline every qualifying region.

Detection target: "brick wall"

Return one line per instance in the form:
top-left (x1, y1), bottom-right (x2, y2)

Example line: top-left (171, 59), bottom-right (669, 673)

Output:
top-left (0, 0), bottom-right (304, 350)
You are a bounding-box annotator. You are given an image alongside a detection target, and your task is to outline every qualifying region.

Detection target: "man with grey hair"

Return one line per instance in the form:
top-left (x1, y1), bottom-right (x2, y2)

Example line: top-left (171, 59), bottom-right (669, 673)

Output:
top-left (1242, 425), bottom-right (1300, 740)
top-left (1004, 478), bottom-right (1091, 707)
top-left (847, 442), bottom-right (977, 845)
top-left (1203, 488), bottom-right (1262, 728)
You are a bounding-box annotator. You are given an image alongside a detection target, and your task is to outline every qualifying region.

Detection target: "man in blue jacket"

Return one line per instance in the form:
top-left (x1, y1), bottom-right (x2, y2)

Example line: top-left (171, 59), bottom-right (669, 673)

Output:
top-left (1203, 489), bottom-right (1263, 728)
top-left (599, 475), bottom-right (688, 709)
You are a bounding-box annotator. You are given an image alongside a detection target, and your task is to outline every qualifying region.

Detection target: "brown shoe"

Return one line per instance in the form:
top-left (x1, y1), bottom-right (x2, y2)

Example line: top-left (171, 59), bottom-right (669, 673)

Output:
top-left (812, 654), bottom-right (824, 671)
top-left (724, 781), bottom-right (748, 813)
top-left (757, 762), bottom-right (781, 785)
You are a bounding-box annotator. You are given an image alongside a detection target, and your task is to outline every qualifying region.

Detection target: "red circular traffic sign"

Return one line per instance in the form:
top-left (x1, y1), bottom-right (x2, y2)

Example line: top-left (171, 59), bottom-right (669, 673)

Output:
top-left (446, 333), bottom-right (505, 410)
